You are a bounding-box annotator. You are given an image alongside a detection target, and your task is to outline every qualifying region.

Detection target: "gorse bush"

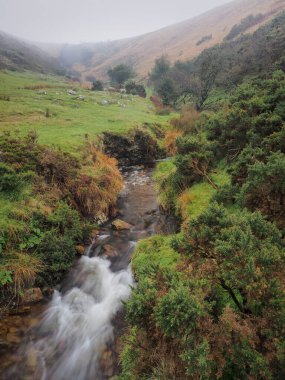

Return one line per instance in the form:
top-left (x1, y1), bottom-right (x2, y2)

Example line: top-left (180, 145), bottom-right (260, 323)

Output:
top-left (0, 163), bottom-right (26, 194)
top-left (122, 205), bottom-right (285, 379)
top-left (121, 68), bottom-right (285, 379)
top-left (125, 81), bottom-right (146, 98)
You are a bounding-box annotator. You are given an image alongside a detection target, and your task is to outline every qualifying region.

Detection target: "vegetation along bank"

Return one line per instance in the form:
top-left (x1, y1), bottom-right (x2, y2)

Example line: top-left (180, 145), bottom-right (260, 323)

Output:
top-left (0, 7), bottom-right (285, 380)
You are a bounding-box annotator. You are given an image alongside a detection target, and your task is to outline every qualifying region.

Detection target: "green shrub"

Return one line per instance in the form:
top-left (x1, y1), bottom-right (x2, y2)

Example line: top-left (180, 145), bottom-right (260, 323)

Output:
top-left (0, 163), bottom-right (26, 195)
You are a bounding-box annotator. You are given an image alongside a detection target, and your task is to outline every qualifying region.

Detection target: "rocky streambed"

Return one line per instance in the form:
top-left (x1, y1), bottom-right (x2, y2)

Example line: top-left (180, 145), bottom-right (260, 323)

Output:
top-left (0, 166), bottom-right (176, 380)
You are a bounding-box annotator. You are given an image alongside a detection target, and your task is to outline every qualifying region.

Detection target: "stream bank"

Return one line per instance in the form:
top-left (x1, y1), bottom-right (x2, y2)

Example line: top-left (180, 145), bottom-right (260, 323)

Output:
top-left (0, 165), bottom-right (177, 380)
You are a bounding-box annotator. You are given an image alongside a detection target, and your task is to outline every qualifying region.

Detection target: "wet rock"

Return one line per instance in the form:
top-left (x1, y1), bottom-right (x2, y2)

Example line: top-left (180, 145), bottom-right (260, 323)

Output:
top-left (22, 288), bottom-right (43, 305)
top-left (10, 306), bottom-right (31, 315)
top-left (6, 333), bottom-right (21, 344)
top-left (27, 347), bottom-right (37, 369)
top-left (42, 287), bottom-right (54, 298)
top-left (102, 244), bottom-right (118, 257)
top-left (76, 245), bottom-right (85, 255)
top-left (112, 219), bottom-right (132, 231)
top-left (8, 327), bottom-right (18, 334)
top-left (90, 229), bottom-right (99, 238)
top-left (28, 317), bottom-right (40, 328)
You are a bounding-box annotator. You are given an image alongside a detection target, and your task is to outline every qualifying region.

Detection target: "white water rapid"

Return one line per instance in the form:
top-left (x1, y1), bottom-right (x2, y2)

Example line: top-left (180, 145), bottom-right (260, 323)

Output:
top-left (31, 255), bottom-right (133, 380)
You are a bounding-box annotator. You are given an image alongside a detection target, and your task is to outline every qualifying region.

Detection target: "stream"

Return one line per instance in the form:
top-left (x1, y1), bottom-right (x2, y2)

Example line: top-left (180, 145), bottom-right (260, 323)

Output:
top-left (0, 166), bottom-right (175, 380)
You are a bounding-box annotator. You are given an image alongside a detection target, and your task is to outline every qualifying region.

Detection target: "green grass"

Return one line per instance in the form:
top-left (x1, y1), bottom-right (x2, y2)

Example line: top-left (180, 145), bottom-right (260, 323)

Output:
top-left (178, 165), bottom-right (231, 221)
top-left (0, 71), bottom-right (173, 153)
top-left (132, 235), bottom-right (181, 281)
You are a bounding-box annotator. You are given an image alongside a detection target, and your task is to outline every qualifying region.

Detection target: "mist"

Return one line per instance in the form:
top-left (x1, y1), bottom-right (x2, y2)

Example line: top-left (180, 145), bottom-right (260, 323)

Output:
top-left (0, 0), bottom-right (232, 44)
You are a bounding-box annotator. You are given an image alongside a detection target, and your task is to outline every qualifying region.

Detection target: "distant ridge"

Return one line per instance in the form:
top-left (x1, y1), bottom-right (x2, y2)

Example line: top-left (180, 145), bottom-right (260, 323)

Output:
top-left (50, 0), bottom-right (285, 80)
top-left (0, 31), bottom-right (63, 74)
top-left (1, 0), bottom-right (285, 79)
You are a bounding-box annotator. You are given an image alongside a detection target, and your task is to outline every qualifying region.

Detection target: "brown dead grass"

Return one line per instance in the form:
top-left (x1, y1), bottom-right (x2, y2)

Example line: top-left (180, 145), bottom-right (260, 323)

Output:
top-left (170, 107), bottom-right (200, 134)
top-left (72, 143), bottom-right (123, 218)
top-left (3, 253), bottom-right (44, 293)
top-left (164, 130), bottom-right (183, 156)
top-left (77, 0), bottom-right (285, 80)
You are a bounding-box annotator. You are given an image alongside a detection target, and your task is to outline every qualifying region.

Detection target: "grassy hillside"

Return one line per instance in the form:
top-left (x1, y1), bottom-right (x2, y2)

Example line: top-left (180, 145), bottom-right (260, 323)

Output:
top-left (0, 71), bottom-right (171, 153)
top-left (0, 70), bottom-right (173, 310)
top-left (0, 31), bottom-right (62, 74)
top-left (45, 0), bottom-right (285, 80)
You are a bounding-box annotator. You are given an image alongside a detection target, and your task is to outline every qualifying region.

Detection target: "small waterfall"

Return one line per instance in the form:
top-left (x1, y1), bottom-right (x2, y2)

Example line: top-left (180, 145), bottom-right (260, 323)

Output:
top-left (18, 256), bottom-right (133, 380)
top-left (2, 167), bottom-right (176, 379)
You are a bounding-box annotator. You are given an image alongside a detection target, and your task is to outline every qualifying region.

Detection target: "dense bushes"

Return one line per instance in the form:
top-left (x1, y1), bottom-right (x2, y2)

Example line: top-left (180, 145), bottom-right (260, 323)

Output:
top-left (107, 64), bottom-right (135, 86)
top-left (0, 163), bottom-right (31, 195)
top-left (206, 71), bottom-right (285, 227)
top-left (125, 81), bottom-right (146, 98)
top-left (121, 69), bottom-right (285, 379)
top-left (224, 13), bottom-right (265, 41)
top-left (121, 205), bottom-right (285, 379)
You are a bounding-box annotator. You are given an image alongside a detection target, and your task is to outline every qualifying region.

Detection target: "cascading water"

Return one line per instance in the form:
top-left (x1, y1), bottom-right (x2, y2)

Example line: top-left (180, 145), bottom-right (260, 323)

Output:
top-left (25, 256), bottom-right (133, 380)
top-left (1, 167), bottom-right (176, 380)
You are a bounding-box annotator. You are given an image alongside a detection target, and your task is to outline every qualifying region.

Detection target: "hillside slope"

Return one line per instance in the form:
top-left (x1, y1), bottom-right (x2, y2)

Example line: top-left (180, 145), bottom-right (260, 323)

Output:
top-left (0, 31), bottom-right (63, 74)
top-left (52, 0), bottom-right (285, 80)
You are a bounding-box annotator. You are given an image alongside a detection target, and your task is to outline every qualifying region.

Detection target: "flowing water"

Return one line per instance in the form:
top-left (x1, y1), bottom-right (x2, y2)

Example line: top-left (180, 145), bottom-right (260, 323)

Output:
top-left (0, 166), bottom-right (176, 380)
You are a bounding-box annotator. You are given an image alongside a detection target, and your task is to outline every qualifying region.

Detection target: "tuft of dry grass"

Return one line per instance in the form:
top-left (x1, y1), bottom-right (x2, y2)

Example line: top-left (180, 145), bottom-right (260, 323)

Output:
top-left (2, 253), bottom-right (44, 294)
top-left (177, 190), bottom-right (195, 221)
top-left (164, 129), bottom-right (183, 156)
top-left (170, 107), bottom-right (200, 134)
top-left (71, 143), bottom-right (123, 218)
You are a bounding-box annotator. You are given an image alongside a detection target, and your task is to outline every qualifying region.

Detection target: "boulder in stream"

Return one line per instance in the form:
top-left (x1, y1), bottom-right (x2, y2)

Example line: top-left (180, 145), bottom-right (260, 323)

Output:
top-left (22, 288), bottom-right (43, 305)
top-left (102, 244), bottom-right (118, 257)
top-left (111, 219), bottom-right (132, 231)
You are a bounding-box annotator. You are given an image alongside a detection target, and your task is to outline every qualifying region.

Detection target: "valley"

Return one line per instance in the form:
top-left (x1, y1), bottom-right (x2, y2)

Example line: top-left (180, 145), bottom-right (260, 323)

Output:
top-left (0, 1), bottom-right (285, 379)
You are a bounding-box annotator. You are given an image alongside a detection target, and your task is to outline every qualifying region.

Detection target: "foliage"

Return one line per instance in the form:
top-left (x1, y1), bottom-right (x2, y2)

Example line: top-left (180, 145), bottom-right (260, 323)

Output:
top-left (149, 11), bottom-right (285, 108)
top-left (224, 14), bottom-right (264, 41)
top-left (0, 132), bottom-right (123, 306)
top-left (196, 34), bottom-right (212, 46)
top-left (0, 163), bottom-right (29, 195)
top-left (238, 152), bottom-right (285, 225)
top-left (149, 55), bottom-right (171, 82)
top-left (122, 66), bottom-right (285, 379)
top-left (157, 78), bottom-right (177, 105)
top-left (107, 64), bottom-right (135, 85)
top-left (91, 79), bottom-right (103, 91)
top-left (0, 270), bottom-right (13, 286)
top-left (122, 204), bottom-right (285, 379)
top-left (125, 81), bottom-right (146, 98)
top-left (1, 253), bottom-right (44, 294)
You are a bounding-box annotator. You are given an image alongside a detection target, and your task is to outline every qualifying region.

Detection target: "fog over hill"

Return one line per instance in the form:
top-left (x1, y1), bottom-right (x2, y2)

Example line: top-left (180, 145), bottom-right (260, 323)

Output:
top-left (36, 0), bottom-right (285, 80)
top-left (1, 0), bottom-right (285, 77)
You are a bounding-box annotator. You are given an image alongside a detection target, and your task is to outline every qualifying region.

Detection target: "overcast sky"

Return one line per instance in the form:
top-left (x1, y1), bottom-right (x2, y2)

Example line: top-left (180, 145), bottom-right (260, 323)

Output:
top-left (0, 0), bottom-right (232, 44)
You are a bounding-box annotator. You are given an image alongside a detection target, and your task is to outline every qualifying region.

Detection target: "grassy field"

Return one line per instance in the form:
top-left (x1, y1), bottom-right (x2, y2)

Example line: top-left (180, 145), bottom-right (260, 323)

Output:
top-left (0, 71), bottom-right (172, 153)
